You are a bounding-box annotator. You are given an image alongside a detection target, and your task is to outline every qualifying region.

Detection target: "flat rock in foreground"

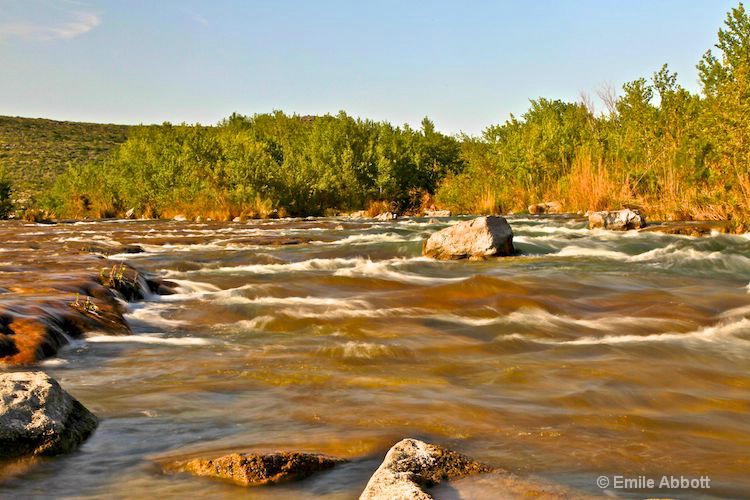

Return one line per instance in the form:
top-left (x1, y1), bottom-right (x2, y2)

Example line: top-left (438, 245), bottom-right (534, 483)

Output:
top-left (0, 372), bottom-right (98, 459)
top-left (588, 208), bottom-right (645, 230)
top-left (423, 216), bottom-right (514, 260)
top-left (175, 451), bottom-right (344, 486)
top-left (360, 438), bottom-right (491, 500)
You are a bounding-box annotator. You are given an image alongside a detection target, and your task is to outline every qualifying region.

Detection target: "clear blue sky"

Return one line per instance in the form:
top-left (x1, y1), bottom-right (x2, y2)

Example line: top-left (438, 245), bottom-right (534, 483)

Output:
top-left (0, 0), bottom-right (739, 135)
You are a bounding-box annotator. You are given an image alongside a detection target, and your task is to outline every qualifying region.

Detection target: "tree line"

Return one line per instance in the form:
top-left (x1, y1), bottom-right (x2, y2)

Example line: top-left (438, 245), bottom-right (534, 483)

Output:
top-left (6, 2), bottom-right (748, 225)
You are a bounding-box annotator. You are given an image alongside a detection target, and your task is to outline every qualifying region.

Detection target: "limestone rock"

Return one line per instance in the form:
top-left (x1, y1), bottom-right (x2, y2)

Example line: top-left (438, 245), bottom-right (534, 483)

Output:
top-left (176, 451), bottom-right (343, 486)
top-left (360, 438), bottom-right (491, 500)
top-left (124, 208), bottom-right (135, 219)
top-left (375, 212), bottom-right (398, 221)
top-left (350, 210), bottom-right (367, 219)
top-left (423, 216), bottom-right (514, 260)
top-left (588, 209), bottom-right (645, 230)
top-left (0, 372), bottom-right (98, 458)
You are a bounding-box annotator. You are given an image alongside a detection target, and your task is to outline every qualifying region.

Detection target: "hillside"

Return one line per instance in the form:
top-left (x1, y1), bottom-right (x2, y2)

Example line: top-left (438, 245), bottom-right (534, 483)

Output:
top-left (0, 116), bottom-right (131, 200)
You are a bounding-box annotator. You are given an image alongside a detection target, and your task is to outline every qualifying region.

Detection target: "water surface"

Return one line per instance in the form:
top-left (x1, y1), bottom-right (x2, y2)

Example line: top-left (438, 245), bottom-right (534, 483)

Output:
top-left (1, 216), bottom-right (749, 498)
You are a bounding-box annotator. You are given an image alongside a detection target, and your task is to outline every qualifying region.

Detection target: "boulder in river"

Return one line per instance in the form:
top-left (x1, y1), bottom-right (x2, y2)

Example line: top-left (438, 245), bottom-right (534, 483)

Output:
top-left (375, 211), bottom-right (398, 221)
top-left (174, 451), bottom-right (344, 486)
top-left (0, 372), bottom-right (98, 459)
top-left (588, 208), bottom-right (645, 230)
top-left (423, 216), bottom-right (514, 260)
top-left (528, 201), bottom-right (562, 214)
top-left (124, 208), bottom-right (135, 219)
top-left (360, 438), bottom-right (491, 500)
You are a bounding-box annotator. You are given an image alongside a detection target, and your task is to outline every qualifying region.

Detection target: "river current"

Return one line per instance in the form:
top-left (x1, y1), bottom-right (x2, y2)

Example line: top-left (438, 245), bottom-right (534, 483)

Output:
top-left (1, 215), bottom-right (749, 498)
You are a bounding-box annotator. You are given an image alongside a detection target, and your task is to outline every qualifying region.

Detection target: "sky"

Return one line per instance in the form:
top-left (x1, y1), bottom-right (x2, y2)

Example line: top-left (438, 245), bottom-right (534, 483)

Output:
top-left (0, 0), bottom-right (739, 135)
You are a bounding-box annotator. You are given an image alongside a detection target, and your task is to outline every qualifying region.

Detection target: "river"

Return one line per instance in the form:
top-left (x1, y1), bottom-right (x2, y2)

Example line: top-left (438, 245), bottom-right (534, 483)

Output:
top-left (1, 216), bottom-right (749, 498)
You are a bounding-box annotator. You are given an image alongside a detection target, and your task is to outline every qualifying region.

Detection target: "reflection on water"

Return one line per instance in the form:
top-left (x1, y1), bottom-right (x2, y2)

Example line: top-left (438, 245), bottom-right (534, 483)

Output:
top-left (1, 216), bottom-right (750, 498)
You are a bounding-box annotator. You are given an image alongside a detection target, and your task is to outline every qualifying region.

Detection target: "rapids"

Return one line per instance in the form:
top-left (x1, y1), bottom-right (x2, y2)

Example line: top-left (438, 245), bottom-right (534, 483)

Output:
top-left (1, 215), bottom-right (749, 498)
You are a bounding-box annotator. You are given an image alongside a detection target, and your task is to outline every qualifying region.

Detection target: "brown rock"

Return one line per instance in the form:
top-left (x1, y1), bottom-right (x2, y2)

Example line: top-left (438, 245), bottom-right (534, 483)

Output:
top-left (176, 451), bottom-right (344, 486)
top-left (528, 201), bottom-right (562, 214)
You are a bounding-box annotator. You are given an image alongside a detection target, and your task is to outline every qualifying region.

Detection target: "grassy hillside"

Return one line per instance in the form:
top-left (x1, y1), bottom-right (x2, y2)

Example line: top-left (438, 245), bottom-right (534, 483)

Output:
top-left (0, 116), bottom-right (130, 200)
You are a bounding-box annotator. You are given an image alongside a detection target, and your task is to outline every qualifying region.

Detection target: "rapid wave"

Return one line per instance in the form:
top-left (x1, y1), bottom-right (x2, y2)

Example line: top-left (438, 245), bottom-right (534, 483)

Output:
top-left (86, 333), bottom-right (212, 346)
top-left (319, 341), bottom-right (409, 360)
top-left (179, 256), bottom-right (462, 285)
top-left (318, 232), bottom-right (424, 246)
top-left (434, 308), bottom-right (684, 332)
top-left (549, 317), bottom-right (750, 346)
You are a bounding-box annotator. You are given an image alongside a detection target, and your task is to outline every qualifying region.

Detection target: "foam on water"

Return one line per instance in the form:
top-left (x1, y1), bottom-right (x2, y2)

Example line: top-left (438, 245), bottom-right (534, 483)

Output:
top-left (434, 308), bottom-right (683, 331)
top-left (319, 232), bottom-right (424, 246)
top-left (551, 317), bottom-right (750, 346)
top-left (86, 333), bottom-right (212, 346)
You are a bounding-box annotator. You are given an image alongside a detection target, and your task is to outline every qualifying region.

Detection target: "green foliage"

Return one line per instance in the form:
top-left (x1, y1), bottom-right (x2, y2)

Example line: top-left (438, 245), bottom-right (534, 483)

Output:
top-left (0, 116), bottom-right (129, 201)
top-left (438, 2), bottom-right (750, 223)
top-left (5, 3), bottom-right (750, 225)
top-left (0, 166), bottom-right (12, 218)
top-left (50, 112), bottom-right (465, 218)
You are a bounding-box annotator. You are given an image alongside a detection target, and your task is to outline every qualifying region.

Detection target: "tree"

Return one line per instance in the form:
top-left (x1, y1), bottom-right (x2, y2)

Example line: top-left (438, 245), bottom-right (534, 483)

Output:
top-left (698, 2), bottom-right (750, 206)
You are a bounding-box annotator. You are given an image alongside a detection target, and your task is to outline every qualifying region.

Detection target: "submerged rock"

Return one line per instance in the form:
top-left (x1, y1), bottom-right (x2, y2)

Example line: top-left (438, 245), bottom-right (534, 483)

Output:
top-left (423, 216), bottom-right (514, 260)
top-left (424, 209), bottom-right (451, 217)
top-left (641, 220), bottom-right (731, 237)
top-left (375, 211), bottom-right (398, 221)
top-left (528, 201), bottom-right (562, 214)
top-left (588, 208), bottom-right (645, 230)
top-left (0, 372), bottom-right (98, 459)
top-left (174, 451), bottom-right (343, 486)
top-left (360, 438), bottom-right (491, 500)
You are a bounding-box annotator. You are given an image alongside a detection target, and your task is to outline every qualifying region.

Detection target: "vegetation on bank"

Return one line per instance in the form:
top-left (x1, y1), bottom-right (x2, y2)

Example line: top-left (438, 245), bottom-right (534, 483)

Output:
top-left (0, 167), bottom-right (12, 219)
top-left (1, 3), bottom-right (748, 225)
top-left (43, 113), bottom-right (463, 219)
top-left (437, 3), bottom-right (750, 224)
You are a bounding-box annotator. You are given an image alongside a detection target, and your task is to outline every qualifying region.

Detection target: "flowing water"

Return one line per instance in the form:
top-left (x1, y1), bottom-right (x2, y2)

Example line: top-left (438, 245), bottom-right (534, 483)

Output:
top-left (1, 216), bottom-right (750, 498)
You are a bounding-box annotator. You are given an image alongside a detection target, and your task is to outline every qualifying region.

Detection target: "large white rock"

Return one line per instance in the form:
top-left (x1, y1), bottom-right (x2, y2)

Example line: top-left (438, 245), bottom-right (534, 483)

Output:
top-left (588, 208), bottom-right (646, 230)
top-left (423, 216), bottom-right (514, 260)
top-left (0, 371), bottom-right (98, 458)
top-left (360, 438), bottom-right (490, 500)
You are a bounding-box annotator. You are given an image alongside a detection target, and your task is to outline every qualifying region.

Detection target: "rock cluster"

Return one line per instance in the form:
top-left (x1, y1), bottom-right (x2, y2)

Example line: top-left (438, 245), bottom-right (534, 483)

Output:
top-left (423, 216), bottom-right (514, 260)
top-left (0, 372), bottom-right (97, 459)
top-left (375, 211), bottom-right (398, 221)
top-left (588, 208), bottom-right (645, 230)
